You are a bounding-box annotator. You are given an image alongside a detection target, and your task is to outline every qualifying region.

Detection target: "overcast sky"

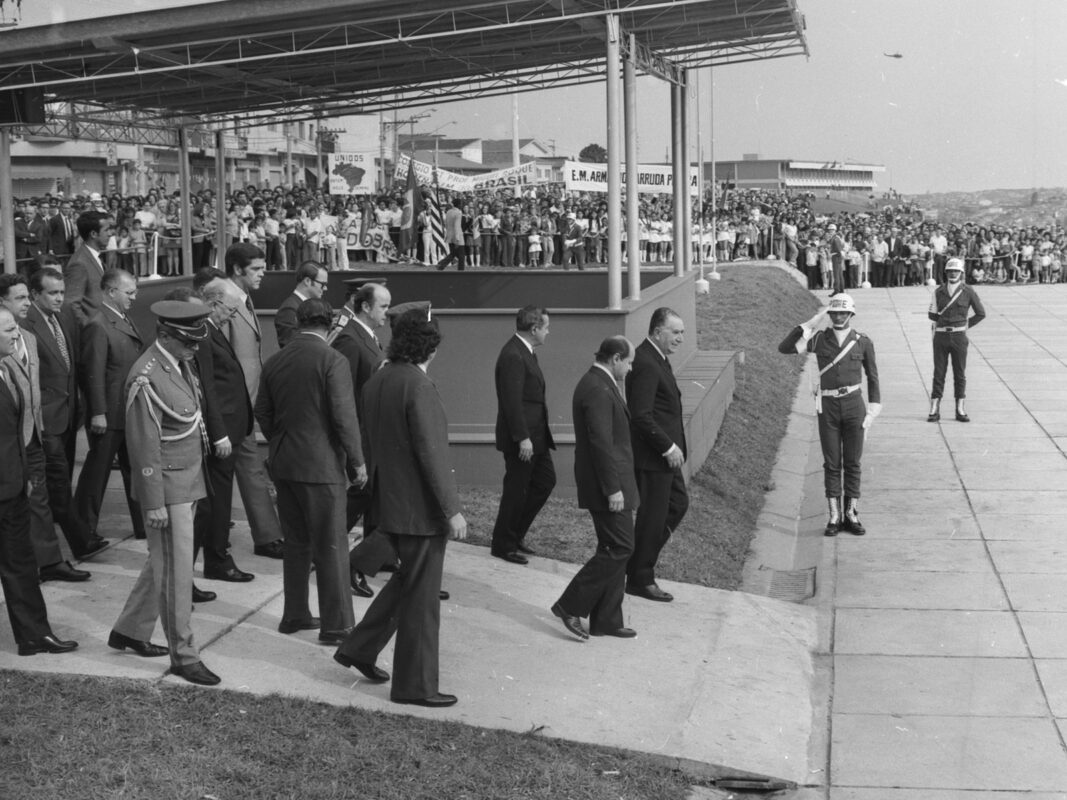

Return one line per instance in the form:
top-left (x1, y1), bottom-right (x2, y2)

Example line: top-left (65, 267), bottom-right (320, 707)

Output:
top-left (344, 0), bottom-right (1067, 195)
top-left (17, 0), bottom-right (1067, 195)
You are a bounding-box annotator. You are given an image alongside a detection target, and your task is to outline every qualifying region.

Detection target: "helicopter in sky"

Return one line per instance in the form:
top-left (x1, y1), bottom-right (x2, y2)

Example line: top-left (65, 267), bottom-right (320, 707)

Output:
top-left (883, 52), bottom-right (903, 59)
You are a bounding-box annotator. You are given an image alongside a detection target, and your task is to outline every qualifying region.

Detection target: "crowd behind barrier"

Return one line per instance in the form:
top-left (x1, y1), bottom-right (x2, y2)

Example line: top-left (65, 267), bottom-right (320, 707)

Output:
top-left (6, 182), bottom-right (1066, 284)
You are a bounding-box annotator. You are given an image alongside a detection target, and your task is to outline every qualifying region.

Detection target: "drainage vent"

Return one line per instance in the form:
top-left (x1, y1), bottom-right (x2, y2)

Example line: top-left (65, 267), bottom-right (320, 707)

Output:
top-left (748, 565), bottom-right (816, 603)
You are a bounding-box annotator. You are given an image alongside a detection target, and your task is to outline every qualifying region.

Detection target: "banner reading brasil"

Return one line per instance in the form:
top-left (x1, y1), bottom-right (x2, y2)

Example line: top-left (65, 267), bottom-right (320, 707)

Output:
top-left (394, 154), bottom-right (537, 192)
top-left (562, 160), bottom-right (700, 196)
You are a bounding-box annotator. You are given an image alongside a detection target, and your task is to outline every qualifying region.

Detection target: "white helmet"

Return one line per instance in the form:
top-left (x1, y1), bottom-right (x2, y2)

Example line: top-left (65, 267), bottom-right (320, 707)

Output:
top-left (945, 258), bottom-right (965, 273)
top-left (828, 294), bottom-right (856, 314)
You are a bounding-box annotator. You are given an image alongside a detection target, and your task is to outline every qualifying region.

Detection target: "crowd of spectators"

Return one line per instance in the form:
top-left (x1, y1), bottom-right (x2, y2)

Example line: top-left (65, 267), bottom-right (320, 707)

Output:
top-left (8, 181), bottom-right (1066, 285)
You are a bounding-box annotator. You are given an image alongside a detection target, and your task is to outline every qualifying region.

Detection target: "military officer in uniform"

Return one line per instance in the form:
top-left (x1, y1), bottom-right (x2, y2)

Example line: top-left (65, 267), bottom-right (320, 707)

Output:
top-left (108, 301), bottom-right (221, 686)
top-left (927, 257), bottom-right (985, 423)
top-left (779, 294), bottom-right (881, 537)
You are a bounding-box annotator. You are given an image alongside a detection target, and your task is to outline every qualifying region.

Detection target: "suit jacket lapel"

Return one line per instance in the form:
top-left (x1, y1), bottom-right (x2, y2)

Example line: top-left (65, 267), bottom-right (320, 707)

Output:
top-left (26, 307), bottom-right (63, 367)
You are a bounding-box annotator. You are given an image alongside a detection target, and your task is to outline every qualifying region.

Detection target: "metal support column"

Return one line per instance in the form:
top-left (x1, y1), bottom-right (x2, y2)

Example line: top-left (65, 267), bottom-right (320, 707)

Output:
top-left (624, 34), bottom-right (640, 300)
top-left (1, 129), bottom-right (14, 274)
top-left (679, 69), bottom-right (690, 276)
top-left (178, 127), bottom-right (194, 276)
top-left (671, 82), bottom-right (684, 276)
top-left (605, 15), bottom-right (623, 310)
top-left (215, 129), bottom-right (227, 268)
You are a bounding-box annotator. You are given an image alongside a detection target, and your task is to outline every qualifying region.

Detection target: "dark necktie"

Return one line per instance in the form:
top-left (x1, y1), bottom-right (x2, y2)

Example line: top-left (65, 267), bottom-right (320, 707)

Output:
top-left (48, 314), bottom-right (71, 371)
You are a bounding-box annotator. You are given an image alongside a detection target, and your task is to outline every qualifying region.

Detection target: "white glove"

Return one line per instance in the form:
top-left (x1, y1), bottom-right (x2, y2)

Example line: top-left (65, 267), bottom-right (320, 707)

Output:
top-left (801, 307), bottom-right (828, 333)
top-left (863, 402), bottom-right (882, 430)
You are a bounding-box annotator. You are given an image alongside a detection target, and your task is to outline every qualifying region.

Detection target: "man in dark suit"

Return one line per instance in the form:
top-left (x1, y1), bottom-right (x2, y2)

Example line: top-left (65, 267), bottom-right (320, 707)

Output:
top-left (193, 280), bottom-right (256, 582)
top-left (332, 279), bottom-right (390, 596)
top-left (22, 267), bottom-right (106, 559)
top-left (46, 200), bottom-right (77, 264)
top-left (625, 307), bottom-right (689, 604)
top-left (256, 298), bottom-right (366, 643)
top-left (0, 274), bottom-right (89, 583)
top-left (14, 206), bottom-right (42, 276)
top-left (73, 269), bottom-right (147, 541)
top-left (885, 227), bottom-right (908, 288)
top-left (0, 306), bottom-right (79, 656)
top-left (274, 261), bottom-right (328, 348)
top-left (334, 307), bottom-right (467, 707)
top-left (551, 336), bottom-right (637, 641)
top-left (490, 305), bottom-right (556, 565)
top-left (62, 210), bottom-right (112, 329)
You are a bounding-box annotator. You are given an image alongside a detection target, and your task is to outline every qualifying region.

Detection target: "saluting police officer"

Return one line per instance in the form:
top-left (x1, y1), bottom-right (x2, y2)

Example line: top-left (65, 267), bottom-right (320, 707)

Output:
top-left (108, 301), bottom-right (221, 686)
top-left (927, 257), bottom-right (985, 423)
top-left (779, 294), bottom-right (881, 537)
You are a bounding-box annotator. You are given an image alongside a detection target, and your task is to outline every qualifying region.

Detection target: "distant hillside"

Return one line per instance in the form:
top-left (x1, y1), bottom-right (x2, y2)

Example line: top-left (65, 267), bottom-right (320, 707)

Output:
top-left (915, 187), bottom-right (1067, 228)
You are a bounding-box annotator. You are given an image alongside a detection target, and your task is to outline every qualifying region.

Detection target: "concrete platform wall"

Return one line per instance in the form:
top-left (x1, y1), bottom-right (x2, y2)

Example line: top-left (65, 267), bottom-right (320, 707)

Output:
top-left (127, 269), bottom-right (734, 491)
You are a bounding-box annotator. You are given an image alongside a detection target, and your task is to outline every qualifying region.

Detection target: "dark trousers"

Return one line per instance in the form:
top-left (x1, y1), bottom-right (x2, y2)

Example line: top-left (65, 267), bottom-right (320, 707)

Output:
top-left (490, 450), bottom-right (556, 555)
top-left (556, 509), bottom-right (634, 634)
top-left (40, 431), bottom-right (93, 555)
top-left (502, 235), bottom-right (515, 267)
top-left (346, 481), bottom-right (399, 574)
top-left (871, 261), bottom-right (888, 288)
top-left (933, 253), bottom-right (947, 284)
top-left (564, 243), bottom-right (586, 270)
top-left (74, 428), bottom-right (144, 539)
top-left (338, 533), bottom-right (447, 701)
top-left (931, 331), bottom-right (969, 400)
top-left (818, 392), bottom-right (865, 499)
top-left (25, 437), bottom-right (62, 569)
top-left (628, 468), bottom-right (688, 587)
top-left (0, 492), bottom-right (52, 646)
top-left (830, 256), bottom-right (845, 294)
top-left (437, 243), bottom-right (466, 270)
top-left (275, 479), bottom-right (354, 632)
top-left (193, 451), bottom-right (238, 572)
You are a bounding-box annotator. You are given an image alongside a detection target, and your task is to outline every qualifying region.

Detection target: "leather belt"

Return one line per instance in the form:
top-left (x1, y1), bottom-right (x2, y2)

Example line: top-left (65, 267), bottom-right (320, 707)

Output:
top-left (934, 325), bottom-right (968, 333)
top-left (819, 384), bottom-right (861, 398)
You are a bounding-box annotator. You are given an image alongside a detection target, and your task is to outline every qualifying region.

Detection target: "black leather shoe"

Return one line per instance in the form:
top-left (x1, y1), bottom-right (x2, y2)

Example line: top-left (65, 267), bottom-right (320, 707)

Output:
top-left (590, 627), bottom-right (637, 638)
top-left (956, 412), bottom-right (970, 423)
top-left (74, 536), bottom-right (109, 560)
top-left (439, 590), bottom-right (450, 601)
top-left (927, 411), bottom-right (940, 422)
top-left (392, 693), bottom-right (457, 707)
top-left (333, 652), bottom-right (390, 682)
top-left (492, 550), bottom-right (528, 565)
top-left (318, 627), bottom-right (355, 645)
top-left (550, 602), bottom-right (588, 641)
top-left (824, 520), bottom-right (839, 537)
top-left (253, 540), bottom-right (285, 559)
top-left (18, 634), bottom-right (79, 656)
top-left (625, 583), bottom-right (674, 602)
top-left (108, 630), bottom-right (169, 657)
top-left (169, 661), bottom-right (221, 686)
top-left (350, 570), bottom-right (374, 598)
top-left (203, 565), bottom-right (255, 583)
top-left (192, 584), bottom-right (216, 603)
top-left (39, 561), bottom-right (91, 582)
top-left (516, 542), bottom-right (536, 555)
top-left (278, 617), bottom-right (320, 634)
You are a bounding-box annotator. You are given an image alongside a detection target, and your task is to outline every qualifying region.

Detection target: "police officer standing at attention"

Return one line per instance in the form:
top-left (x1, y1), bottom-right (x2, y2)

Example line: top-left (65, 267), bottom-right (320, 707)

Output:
top-left (779, 294), bottom-right (881, 537)
top-left (108, 301), bottom-right (221, 686)
top-left (927, 257), bottom-right (985, 423)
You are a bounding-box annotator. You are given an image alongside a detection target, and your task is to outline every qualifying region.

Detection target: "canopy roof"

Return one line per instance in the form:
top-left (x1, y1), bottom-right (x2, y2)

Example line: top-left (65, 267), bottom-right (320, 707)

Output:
top-left (0, 0), bottom-right (806, 127)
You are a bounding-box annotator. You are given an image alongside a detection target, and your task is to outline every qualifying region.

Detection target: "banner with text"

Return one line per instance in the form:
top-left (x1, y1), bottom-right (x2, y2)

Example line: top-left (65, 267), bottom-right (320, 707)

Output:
top-left (562, 160), bottom-right (700, 196)
top-left (345, 224), bottom-right (399, 260)
top-left (394, 154), bottom-right (538, 193)
top-left (328, 153), bottom-right (375, 195)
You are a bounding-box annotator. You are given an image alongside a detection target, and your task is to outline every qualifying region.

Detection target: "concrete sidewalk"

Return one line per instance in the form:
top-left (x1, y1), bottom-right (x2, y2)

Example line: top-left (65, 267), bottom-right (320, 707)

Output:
top-left (0, 493), bottom-right (817, 785)
top-left (810, 284), bottom-right (1067, 798)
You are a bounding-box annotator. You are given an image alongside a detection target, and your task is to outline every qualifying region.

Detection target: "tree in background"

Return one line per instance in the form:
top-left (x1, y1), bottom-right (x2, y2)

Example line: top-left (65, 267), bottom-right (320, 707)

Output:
top-left (578, 143), bottom-right (607, 163)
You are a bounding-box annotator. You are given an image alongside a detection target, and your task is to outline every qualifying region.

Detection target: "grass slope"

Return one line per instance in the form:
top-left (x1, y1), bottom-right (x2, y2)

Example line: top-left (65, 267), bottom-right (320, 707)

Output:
top-left (464, 264), bottom-right (819, 590)
top-left (0, 670), bottom-right (692, 800)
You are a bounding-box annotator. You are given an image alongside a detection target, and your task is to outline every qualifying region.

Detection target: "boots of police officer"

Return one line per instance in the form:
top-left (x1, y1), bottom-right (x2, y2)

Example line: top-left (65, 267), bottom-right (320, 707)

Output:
top-left (927, 398), bottom-right (940, 422)
top-left (955, 398), bottom-right (969, 423)
top-left (842, 496), bottom-right (865, 536)
top-left (824, 497), bottom-right (841, 537)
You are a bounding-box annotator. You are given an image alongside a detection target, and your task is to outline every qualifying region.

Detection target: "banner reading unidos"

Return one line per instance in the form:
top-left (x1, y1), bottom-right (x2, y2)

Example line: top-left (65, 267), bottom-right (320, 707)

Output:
top-left (563, 160), bottom-right (700, 195)
top-left (328, 153), bottom-right (374, 195)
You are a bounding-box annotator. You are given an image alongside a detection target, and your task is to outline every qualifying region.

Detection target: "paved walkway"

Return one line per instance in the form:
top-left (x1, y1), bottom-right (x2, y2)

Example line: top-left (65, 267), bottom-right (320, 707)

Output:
top-left (813, 284), bottom-right (1067, 799)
